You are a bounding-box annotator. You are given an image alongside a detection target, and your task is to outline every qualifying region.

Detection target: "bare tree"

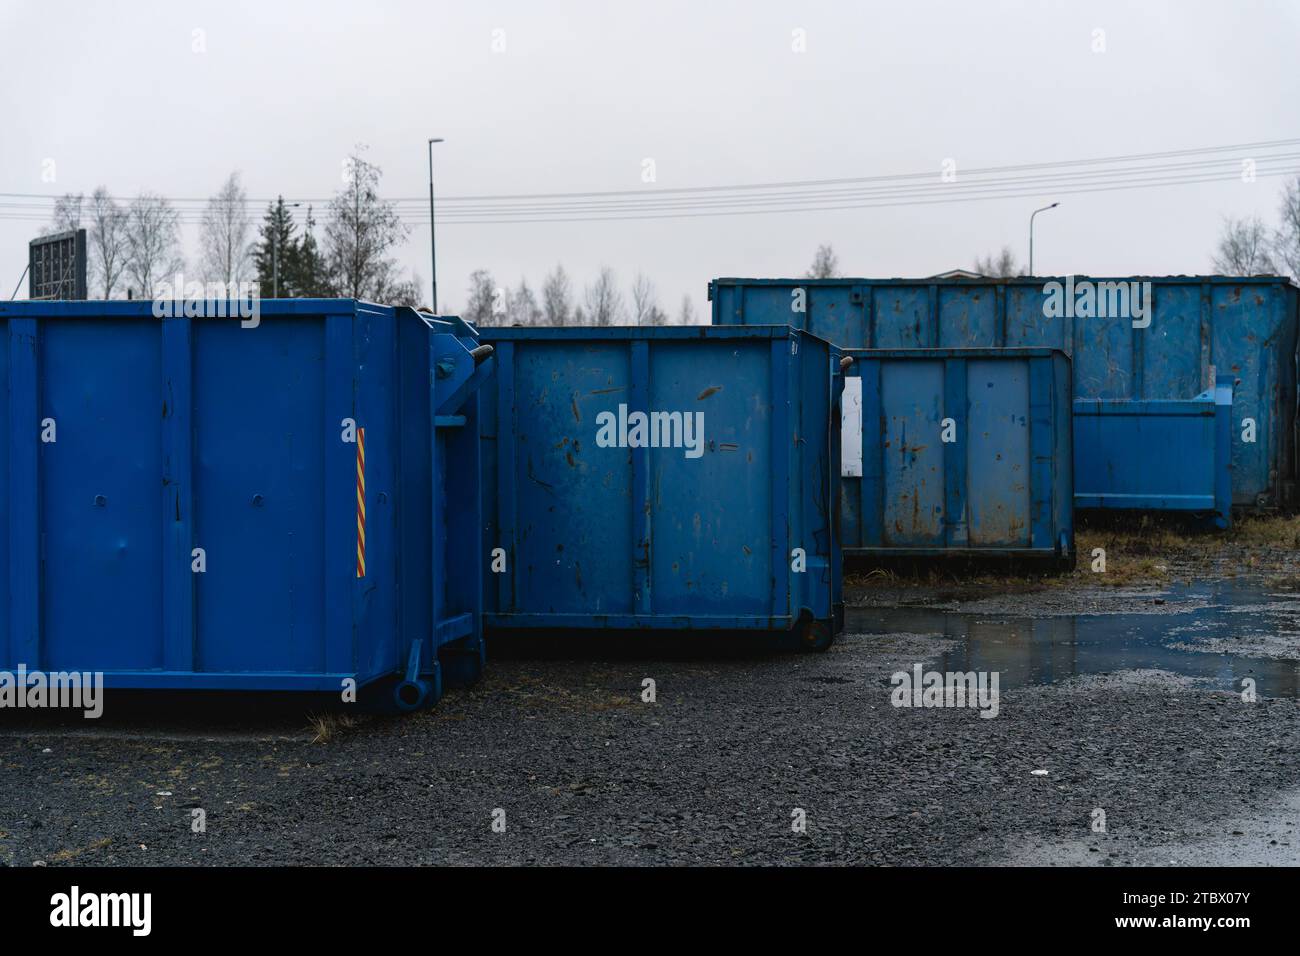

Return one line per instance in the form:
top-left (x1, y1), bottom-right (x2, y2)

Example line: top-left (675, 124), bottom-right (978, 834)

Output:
top-left (43, 189), bottom-right (133, 298)
top-left (509, 278), bottom-right (543, 326)
top-left (542, 264), bottom-right (573, 326)
top-left (386, 272), bottom-right (424, 309)
top-left (806, 243), bottom-right (839, 279)
top-left (1272, 176), bottom-right (1300, 281)
top-left (323, 147), bottom-right (409, 299)
top-left (1211, 215), bottom-right (1277, 275)
top-left (85, 188), bottom-right (129, 298)
top-left (973, 246), bottom-right (1022, 277)
top-left (373, 267), bottom-right (425, 305)
top-left (124, 192), bottom-right (182, 298)
top-left (679, 294), bottom-right (697, 325)
top-left (44, 192), bottom-right (84, 235)
top-left (584, 266), bottom-right (625, 326)
top-left (464, 269), bottom-right (498, 326)
top-left (630, 273), bottom-right (658, 325)
top-left (200, 172), bottom-right (253, 286)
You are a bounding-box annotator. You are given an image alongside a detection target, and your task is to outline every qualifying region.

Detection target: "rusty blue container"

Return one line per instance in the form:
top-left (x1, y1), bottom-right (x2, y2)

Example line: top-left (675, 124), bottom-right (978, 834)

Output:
top-left (711, 276), bottom-right (1299, 513)
top-left (0, 299), bottom-right (491, 710)
top-left (479, 325), bottom-right (844, 648)
top-left (842, 348), bottom-right (1073, 564)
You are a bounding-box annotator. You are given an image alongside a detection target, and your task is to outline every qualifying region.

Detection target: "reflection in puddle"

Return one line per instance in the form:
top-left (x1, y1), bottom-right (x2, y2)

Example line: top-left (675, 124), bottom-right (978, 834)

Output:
top-left (849, 581), bottom-right (1300, 698)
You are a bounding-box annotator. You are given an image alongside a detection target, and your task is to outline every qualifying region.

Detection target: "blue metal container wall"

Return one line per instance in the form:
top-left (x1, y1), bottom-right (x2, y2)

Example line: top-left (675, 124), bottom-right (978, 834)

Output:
top-left (1074, 380), bottom-right (1234, 527)
top-left (711, 276), bottom-right (1299, 509)
top-left (841, 348), bottom-right (1073, 560)
top-left (479, 326), bottom-right (842, 637)
top-left (0, 300), bottom-right (487, 704)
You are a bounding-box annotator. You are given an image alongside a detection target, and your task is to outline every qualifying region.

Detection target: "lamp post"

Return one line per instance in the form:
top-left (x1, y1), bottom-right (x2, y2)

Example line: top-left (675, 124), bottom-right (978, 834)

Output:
top-left (428, 138), bottom-right (444, 312)
top-left (272, 200), bottom-right (302, 297)
top-left (1028, 202), bottom-right (1059, 276)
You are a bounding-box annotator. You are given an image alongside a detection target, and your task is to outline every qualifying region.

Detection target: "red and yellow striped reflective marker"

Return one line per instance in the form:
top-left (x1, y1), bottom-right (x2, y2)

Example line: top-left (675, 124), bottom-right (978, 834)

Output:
top-left (356, 426), bottom-right (366, 578)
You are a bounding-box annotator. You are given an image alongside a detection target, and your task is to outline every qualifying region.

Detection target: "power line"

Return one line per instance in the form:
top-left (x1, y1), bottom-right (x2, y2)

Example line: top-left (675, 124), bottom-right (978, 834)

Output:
top-left (2, 136), bottom-right (1296, 207)
top-left (4, 164), bottom-right (1294, 226)
top-left (401, 167), bottom-right (1300, 225)
top-left (375, 156), bottom-right (1300, 218)
top-left (0, 139), bottom-right (1295, 226)
top-left (424, 136), bottom-right (1300, 202)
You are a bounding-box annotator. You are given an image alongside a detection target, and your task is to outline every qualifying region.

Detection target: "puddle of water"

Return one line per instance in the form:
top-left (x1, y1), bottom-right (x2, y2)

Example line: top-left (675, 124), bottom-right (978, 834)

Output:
top-left (849, 580), bottom-right (1300, 698)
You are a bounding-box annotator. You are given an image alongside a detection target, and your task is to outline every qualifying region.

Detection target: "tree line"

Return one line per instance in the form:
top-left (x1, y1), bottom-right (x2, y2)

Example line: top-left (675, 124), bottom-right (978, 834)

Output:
top-left (464, 265), bottom-right (700, 327)
top-left (42, 146), bottom-right (420, 303)
top-left (48, 170), bottom-right (1300, 312)
top-left (1209, 177), bottom-right (1300, 277)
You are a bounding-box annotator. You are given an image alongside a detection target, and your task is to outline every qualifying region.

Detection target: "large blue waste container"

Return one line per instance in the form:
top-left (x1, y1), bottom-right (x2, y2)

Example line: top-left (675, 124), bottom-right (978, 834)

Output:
top-left (0, 299), bottom-right (491, 710)
top-left (478, 325), bottom-right (844, 648)
top-left (710, 276), bottom-right (1299, 513)
top-left (841, 348), bottom-right (1073, 564)
top-left (1074, 378), bottom-right (1234, 528)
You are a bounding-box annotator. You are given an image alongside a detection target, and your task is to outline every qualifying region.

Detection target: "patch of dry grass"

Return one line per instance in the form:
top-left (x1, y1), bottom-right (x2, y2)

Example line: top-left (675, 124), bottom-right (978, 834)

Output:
top-left (846, 514), bottom-right (1300, 590)
top-left (1076, 513), bottom-right (1300, 583)
top-left (307, 712), bottom-right (357, 744)
top-left (1230, 513), bottom-right (1300, 548)
top-left (494, 674), bottom-right (636, 713)
top-left (48, 837), bottom-right (112, 862)
top-left (1069, 534), bottom-right (1171, 586)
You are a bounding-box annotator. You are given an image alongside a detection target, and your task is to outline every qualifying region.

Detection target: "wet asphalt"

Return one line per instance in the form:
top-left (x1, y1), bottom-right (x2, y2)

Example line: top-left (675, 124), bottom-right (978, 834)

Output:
top-left (3, 572), bottom-right (1299, 867)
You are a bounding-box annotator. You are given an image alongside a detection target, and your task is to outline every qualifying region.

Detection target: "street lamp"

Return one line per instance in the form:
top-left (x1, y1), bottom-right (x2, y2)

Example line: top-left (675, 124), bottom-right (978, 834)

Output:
top-left (272, 200), bottom-right (302, 297)
top-left (428, 138), bottom-right (444, 312)
top-left (1028, 202), bottom-right (1059, 276)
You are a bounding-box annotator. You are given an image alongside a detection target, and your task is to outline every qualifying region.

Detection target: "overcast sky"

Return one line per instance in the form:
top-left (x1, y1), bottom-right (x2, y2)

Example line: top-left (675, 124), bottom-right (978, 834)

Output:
top-left (2, 0), bottom-right (1298, 315)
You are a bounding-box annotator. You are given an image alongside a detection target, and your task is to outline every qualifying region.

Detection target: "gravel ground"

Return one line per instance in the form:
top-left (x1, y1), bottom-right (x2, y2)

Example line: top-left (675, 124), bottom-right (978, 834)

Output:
top-left (2, 593), bottom-right (1299, 866)
top-left (1012, 785), bottom-right (1300, 866)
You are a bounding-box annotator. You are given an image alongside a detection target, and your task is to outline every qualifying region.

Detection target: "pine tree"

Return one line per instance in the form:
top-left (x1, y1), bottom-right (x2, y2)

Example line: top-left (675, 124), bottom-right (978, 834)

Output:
top-left (290, 206), bottom-right (332, 297)
top-left (252, 197), bottom-right (300, 298)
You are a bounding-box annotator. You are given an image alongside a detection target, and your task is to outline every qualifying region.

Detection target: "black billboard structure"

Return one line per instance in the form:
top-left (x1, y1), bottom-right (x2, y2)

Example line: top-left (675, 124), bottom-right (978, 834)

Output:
top-left (28, 229), bottom-right (88, 300)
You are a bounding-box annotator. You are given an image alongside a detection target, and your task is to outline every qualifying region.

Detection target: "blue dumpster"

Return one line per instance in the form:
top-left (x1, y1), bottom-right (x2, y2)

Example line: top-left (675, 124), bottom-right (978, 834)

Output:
top-left (842, 348), bottom-right (1073, 564)
top-left (479, 325), bottom-right (844, 648)
top-left (710, 276), bottom-right (1299, 513)
top-left (1074, 378), bottom-right (1234, 528)
top-left (0, 299), bottom-right (490, 710)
